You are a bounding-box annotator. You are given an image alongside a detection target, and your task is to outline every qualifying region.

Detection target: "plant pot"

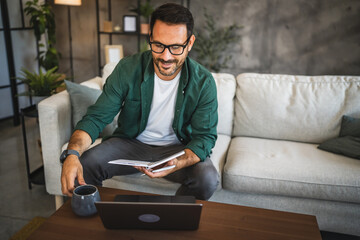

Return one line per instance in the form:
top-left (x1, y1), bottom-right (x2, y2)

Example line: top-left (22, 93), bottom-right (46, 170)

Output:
top-left (31, 96), bottom-right (47, 110)
top-left (141, 23), bottom-right (150, 35)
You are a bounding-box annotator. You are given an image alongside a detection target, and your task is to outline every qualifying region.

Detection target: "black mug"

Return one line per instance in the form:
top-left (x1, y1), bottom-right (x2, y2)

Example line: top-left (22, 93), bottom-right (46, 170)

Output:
top-left (71, 185), bottom-right (101, 217)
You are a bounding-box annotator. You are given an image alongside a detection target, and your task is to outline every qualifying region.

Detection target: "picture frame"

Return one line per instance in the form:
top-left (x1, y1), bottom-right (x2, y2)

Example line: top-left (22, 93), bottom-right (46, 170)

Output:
top-left (104, 45), bottom-right (124, 64)
top-left (123, 15), bottom-right (137, 32)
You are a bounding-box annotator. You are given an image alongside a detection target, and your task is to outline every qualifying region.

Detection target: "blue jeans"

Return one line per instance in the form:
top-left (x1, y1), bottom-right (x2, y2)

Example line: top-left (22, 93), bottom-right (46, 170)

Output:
top-left (80, 137), bottom-right (219, 200)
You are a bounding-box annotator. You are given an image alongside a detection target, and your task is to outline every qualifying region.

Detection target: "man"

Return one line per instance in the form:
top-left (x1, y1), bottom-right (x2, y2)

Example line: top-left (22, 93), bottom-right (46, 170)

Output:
top-left (60, 3), bottom-right (219, 200)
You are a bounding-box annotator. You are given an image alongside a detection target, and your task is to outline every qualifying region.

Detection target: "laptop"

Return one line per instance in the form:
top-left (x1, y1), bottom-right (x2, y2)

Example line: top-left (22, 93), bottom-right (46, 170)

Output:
top-left (95, 195), bottom-right (203, 230)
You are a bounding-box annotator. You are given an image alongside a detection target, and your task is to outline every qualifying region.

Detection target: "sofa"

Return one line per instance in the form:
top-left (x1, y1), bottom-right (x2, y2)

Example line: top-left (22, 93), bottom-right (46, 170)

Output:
top-left (38, 65), bottom-right (360, 236)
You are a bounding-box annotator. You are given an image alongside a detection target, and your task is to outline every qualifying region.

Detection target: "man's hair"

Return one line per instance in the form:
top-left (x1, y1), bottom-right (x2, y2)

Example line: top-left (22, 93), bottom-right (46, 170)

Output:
top-left (150, 3), bottom-right (194, 38)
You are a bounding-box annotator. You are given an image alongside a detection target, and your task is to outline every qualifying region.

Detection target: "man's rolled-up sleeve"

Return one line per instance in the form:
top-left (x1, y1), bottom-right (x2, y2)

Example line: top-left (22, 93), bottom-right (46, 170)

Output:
top-left (185, 77), bottom-right (218, 161)
top-left (74, 67), bottom-right (124, 143)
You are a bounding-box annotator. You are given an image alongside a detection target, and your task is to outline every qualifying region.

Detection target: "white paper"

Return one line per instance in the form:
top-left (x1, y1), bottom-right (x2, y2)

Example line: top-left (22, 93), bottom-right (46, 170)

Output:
top-left (108, 151), bottom-right (185, 169)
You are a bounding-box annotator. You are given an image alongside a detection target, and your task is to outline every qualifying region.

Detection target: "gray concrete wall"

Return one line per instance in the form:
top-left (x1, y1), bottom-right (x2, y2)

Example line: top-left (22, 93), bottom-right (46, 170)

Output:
top-left (52, 0), bottom-right (360, 83)
top-left (191, 0), bottom-right (360, 76)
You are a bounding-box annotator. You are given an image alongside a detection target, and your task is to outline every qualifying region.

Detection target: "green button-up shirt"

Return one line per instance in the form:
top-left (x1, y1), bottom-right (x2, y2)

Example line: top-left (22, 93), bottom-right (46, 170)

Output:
top-left (75, 51), bottom-right (218, 161)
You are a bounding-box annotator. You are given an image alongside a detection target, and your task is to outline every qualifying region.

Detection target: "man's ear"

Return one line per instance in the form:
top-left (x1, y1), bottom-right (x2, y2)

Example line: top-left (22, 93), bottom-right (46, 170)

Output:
top-left (187, 34), bottom-right (196, 52)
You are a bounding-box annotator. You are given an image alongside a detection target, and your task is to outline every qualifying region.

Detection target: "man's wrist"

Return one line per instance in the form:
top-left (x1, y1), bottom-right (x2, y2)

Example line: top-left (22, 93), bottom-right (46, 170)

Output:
top-left (60, 149), bottom-right (80, 164)
top-left (177, 149), bottom-right (200, 168)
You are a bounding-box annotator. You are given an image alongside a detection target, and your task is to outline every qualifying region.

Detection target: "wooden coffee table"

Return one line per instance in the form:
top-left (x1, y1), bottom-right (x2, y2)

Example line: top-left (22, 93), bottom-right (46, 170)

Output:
top-left (28, 187), bottom-right (321, 240)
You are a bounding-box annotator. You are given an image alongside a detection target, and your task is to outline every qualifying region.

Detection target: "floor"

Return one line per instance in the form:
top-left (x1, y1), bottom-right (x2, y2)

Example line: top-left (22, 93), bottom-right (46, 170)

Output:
top-left (0, 117), bottom-right (55, 239)
top-left (0, 117), bottom-right (359, 240)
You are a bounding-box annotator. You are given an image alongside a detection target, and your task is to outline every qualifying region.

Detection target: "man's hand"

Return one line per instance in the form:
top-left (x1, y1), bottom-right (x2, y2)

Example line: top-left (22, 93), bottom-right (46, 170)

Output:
top-left (135, 148), bottom-right (200, 178)
top-left (61, 155), bottom-right (86, 197)
top-left (61, 130), bottom-right (91, 196)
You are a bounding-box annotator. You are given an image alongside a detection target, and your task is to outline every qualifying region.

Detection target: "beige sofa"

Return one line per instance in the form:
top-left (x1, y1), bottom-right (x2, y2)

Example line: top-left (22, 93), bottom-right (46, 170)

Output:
top-left (38, 66), bottom-right (360, 236)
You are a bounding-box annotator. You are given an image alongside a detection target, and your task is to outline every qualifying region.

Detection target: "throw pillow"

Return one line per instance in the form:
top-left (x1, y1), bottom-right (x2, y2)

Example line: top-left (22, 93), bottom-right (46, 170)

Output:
top-left (65, 80), bottom-right (117, 137)
top-left (339, 115), bottom-right (360, 137)
top-left (318, 136), bottom-right (360, 160)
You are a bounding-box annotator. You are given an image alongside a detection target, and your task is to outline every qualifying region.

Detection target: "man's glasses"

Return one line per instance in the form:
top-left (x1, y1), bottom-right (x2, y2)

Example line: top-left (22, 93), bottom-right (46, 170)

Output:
top-left (149, 35), bottom-right (192, 55)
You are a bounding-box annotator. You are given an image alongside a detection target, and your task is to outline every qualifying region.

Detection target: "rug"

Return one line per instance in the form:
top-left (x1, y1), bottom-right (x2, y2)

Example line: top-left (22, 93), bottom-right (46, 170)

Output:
top-left (10, 217), bottom-right (46, 240)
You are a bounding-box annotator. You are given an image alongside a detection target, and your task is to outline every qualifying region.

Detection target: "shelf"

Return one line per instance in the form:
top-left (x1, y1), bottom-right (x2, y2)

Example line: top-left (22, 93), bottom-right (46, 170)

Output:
top-left (96, 0), bottom-right (142, 76)
top-left (99, 31), bottom-right (139, 35)
top-left (99, 31), bottom-right (148, 37)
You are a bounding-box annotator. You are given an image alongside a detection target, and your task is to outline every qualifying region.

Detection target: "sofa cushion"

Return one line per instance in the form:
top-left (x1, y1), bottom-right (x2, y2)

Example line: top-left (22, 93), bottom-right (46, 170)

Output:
top-left (340, 115), bottom-right (360, 137)
top-left (318, 136), bottom-right (360, 160)
top-left (318, 115), bottom-right (360, 159)
top-left (223, 137), bottom-right (360, 204)
top-left (212, 73), bottom-right (236, 136)
top-left (65, 80), bottom-right (117, 137)
top-left (233, 73), bottom-right (360, 143)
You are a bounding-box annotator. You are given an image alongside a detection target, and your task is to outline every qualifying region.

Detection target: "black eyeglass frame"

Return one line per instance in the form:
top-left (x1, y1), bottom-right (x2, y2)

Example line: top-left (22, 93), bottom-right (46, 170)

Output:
top-left (148, 34), bottom-right (192, 55)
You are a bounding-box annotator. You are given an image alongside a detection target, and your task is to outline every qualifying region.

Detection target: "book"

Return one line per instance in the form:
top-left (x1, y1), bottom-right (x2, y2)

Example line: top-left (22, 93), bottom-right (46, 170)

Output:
top-left (108, 151), bottom-right (185, 169)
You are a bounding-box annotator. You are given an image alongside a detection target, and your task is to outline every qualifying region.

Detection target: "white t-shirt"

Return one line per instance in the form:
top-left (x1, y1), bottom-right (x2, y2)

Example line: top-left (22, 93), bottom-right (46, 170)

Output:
top-left (136, 72), bottom-right (181, 146)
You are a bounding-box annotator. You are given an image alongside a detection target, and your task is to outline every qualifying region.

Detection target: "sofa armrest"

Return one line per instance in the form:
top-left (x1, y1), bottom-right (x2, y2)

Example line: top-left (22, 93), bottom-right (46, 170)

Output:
top-left (38, 76), bottom-right (103, 196)
top-left (38, 91), bottom-right (71, 196)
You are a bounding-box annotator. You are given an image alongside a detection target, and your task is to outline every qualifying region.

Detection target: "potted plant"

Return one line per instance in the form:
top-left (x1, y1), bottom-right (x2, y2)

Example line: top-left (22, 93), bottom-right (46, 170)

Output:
top-left (16, 67), bottom-right (65, 103)
top-left (130, 0), bottom-right (154, 34)
top-left (192, 9), bottom-right (242, 73)
top-left (140, 39), bottom-right (150, 53)
top-left (24, 0), bottom-right (60, 71)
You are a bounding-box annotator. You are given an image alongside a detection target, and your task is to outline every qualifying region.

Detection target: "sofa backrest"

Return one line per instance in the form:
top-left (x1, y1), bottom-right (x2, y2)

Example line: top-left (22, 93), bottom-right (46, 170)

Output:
top-left (233, 73), bottom-right (360, 143)
top-left (101, 62), bottom-right (118, 88)
top-left (212, 73), bottom-right (236, 136)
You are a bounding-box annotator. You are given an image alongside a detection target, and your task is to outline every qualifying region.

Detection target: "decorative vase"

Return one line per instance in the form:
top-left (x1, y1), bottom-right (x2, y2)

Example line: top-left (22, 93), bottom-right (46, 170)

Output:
top-left (113, 24), bottom-right (121, 32)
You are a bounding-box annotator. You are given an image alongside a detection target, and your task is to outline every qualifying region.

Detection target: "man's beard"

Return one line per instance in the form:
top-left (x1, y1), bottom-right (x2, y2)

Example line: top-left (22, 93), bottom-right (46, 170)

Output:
top-left (154, 57), bottom-right (185, 77)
